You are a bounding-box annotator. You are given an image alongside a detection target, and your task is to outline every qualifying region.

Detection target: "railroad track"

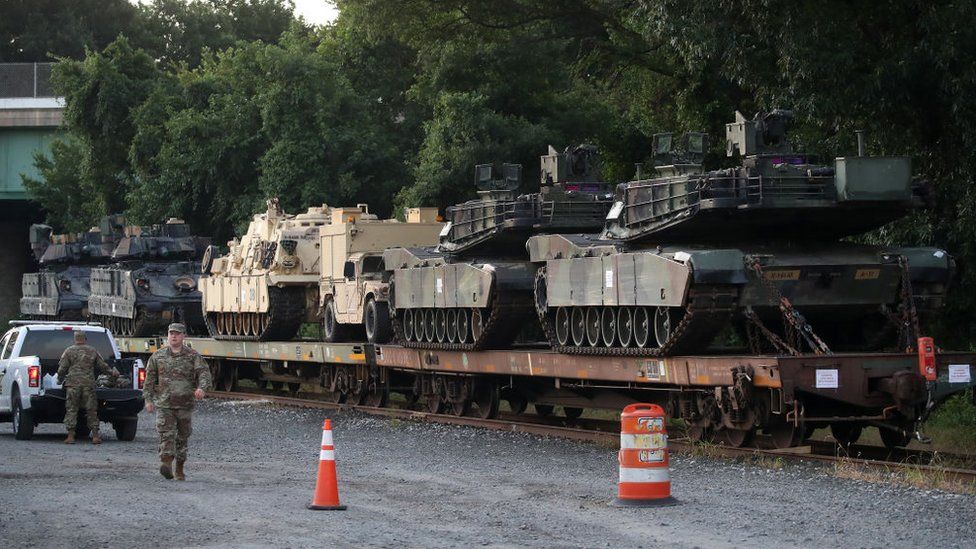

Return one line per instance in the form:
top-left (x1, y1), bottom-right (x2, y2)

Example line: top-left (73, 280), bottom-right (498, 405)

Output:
top-left (209, 390), bottom-right (976, 486)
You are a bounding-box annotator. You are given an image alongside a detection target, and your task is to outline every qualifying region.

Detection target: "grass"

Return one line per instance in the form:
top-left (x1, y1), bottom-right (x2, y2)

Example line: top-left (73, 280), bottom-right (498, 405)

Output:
top-left (921, 389), bottom-right (976, 454)
top-left (832, 455), bottom-right (976, 495)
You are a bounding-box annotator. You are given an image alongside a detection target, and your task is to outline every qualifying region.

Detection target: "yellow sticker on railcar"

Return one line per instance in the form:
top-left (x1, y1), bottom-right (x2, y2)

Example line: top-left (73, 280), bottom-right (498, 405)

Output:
top-left (763, 270), bottom-right (801, 281)
top-left (855, 268), bottom-right (881, 280)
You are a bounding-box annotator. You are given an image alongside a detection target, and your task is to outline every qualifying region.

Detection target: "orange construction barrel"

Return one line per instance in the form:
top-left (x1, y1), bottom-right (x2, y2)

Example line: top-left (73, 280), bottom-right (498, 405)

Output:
top-left (613, 403), bottom-right (677, 507)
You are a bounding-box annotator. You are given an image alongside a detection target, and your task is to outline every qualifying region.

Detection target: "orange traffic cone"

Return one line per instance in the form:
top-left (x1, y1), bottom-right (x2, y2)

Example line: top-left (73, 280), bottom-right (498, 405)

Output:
top-left (307, 419), bottom-right (347, 511)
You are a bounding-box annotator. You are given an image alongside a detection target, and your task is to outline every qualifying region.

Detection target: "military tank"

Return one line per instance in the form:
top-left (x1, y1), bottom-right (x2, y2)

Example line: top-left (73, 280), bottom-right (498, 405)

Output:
top-left (88, 219), bottom-right (210, 336)
top-left (383, 145), bottom-right (615, 350)
top-left (20, 216), bottom-right (124, 321)
top-left (528, 110), bottom-right (952, 358)
top-left (201, 199), bottom-right (337, 341)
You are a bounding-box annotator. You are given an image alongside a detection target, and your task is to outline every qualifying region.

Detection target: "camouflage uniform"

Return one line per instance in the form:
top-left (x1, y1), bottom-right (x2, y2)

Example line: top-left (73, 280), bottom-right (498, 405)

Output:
top-left (57, 343), bottom-right (113, 434)
top-left (143, 345), bottom-right (212, 462)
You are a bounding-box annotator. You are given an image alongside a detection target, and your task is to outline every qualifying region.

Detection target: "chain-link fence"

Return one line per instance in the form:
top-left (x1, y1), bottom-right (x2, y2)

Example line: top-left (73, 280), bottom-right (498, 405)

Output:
top-left (0, 63), bottom-right (56, 98)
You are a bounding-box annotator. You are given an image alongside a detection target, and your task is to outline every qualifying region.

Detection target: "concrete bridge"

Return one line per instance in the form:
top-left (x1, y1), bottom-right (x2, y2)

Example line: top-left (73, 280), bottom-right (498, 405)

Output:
top-left (0, 63), bottom-right (59, 323)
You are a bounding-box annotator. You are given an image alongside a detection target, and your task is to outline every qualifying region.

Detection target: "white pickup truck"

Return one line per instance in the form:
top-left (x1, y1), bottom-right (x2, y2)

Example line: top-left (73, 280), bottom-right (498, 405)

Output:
top-left (0, 321), bottom-right (145, 441)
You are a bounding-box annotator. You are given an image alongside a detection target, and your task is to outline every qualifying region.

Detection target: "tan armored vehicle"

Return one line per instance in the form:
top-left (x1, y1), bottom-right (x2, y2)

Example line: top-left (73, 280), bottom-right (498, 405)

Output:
top-left (320, 207), bottom-right (443, 343)
top-left (201, 199), bottom-right (333, 340)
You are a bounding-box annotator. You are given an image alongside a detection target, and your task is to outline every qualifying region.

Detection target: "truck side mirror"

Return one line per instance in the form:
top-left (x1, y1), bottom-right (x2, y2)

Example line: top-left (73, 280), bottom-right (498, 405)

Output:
top-left (343, 261), bottom-right (355, 279)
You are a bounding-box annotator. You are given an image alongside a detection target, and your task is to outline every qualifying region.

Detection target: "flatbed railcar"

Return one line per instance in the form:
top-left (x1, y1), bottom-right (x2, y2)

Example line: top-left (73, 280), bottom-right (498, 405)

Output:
top-left (116, 336), bottom-right (976, 449)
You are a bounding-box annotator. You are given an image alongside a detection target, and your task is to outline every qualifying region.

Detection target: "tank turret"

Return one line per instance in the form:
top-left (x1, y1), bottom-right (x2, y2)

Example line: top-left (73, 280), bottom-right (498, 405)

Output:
top-left (20, 216), bottom-right (126, 321)
top-left (384, 145), bottom-right (615, 352)
top-left (88, 218), bottom-right (211, 336)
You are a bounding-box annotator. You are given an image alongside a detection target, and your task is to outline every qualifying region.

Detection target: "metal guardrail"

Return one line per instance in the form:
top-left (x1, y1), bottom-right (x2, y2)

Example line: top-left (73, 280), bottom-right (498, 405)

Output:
top-left (0, 63), bottom-right (55, 98)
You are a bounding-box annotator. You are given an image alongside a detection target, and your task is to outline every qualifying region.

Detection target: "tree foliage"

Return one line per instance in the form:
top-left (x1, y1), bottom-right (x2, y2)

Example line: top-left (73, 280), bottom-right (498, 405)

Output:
top-left (20, 0), bottom-right (976, 345)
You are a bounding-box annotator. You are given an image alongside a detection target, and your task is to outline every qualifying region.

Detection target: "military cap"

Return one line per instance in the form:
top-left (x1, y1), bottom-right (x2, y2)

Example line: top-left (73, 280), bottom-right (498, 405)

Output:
top-left (168, 323), bottom-right (187, 334)
top-left (72, 329), bottom-right (87, 340)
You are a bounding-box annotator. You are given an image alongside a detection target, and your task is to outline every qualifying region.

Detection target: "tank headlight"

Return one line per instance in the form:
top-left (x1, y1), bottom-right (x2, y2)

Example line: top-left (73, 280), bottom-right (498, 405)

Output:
top-left (173, 277), bottom-right (196, 291)
top-left (137, 278), bottom-right (151, 291)
top-left (58, 279), bottom-right (71, 292)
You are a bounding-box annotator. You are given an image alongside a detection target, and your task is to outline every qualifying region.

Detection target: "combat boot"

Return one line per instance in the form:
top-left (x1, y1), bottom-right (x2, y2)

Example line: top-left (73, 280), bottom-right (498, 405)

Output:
top-left (174, 459), bottom-right (185, 481)
top-left (64, 432), bottom-right (76, 444)
top-left (159, 456), bottom-right (174, 479)
top-left (91, 432), bottom-right (102, 445)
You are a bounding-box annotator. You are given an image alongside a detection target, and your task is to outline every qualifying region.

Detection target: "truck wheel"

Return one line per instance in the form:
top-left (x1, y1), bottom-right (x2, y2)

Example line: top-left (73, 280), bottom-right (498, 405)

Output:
top-left (114, 417), bottom-right (138, 441)
top-left (365, 298), bottom-right (392, 343)
top-left (322, 299), bottom-right (346, 343)
top-left (12, 389), bottom-right (35, 440)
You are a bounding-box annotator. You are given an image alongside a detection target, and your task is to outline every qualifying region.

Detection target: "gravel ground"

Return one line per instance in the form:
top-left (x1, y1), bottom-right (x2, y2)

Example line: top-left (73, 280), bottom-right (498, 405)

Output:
top-left (1, 399), bottom-right (974, 548)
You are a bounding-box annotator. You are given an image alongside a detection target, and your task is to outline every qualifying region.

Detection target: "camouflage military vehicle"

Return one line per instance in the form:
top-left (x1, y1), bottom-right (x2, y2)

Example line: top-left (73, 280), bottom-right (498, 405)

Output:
top-left (528, 110), bottom-right (952, 446)
top-left (529, 109), bottom-right (950, 358)
top-left (20, 217), bottom-right (125, 321)
top-left (88, 219), bottom-right (210, 336)
top-left (201, 199), bottom-right (335, 340)
top-left (320, 207), bottom-right (443, 343)
top-left (383, 145), bottom-right (615, 350)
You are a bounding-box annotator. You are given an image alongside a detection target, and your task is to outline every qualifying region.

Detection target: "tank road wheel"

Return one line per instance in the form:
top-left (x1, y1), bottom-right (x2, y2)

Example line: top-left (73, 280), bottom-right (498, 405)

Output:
top-left (414, 310), bottom-right (426, 342)
top-left (457, 309), bottom-right (470, 344)
top-left (260, 313), bottom-right (271, 334)
top-left (423, 309), bottom-right (436, 343)
top-left (403, 309), bottom-right (416, 342)
top-left (600, 307), bottom-right (617, 347)
top-left (473, 380), bottom-right (500, 419)
top-left (830, 423), bottom-right (863, 449)
top-left (570, 308), bottom-right (586, 347)
top-left (434, 309), bottom-right (447, 343)
top-left (535, 404), bottom-right (554, 417)
top-left (715, 427), bottom-right (754, 448)
top-left (364, 298), bottom-right (392, 344)
top-left (585, 307), bottom-right (601, 347)
top-left (633, 307), bottom-right (651, 348)
top-left (554, 307), bottom-right (571, 346)
top-left (470, 308), bottom-right (487, 342)
top-left (616, 307), bottom-right (633, 347)
top-left (233, 314), bottom-right (244, 337)
top-left (563, 406), bottom-right (584, 420)
top-left (446, 309), bottom-right (458, 344)
top-left (214, 313), bottom-right (224, 336)
top-left (654, 307), bottom-right (677, 348)
top-left (241, 313), bottom-right (252, 337)
top-left (322, 299), bottom-right (346, 343)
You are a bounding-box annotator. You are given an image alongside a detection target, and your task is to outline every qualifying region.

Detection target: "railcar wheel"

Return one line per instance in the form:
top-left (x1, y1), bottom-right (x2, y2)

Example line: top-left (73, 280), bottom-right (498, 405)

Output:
top-left (423, 309), bottom-right (436, 342)
top-left (600, 307), bottom-right (616, 347)
top-left (654, 307), bottom-right (674, 348)
top-left (585, 307), bottom-right (601, 347)
top-left (446, 309), bottom-right (458, 343)
top-left (715, 427), bottom-right (753, 448)
top-left (563, 407), bottom-right (583, 420)
top-left (633, 307), bottom-right (651, 348)
top-left (473, 381), bottom-right (499, 419)
top-left (879, 424), bottom-right (913, 449)
top-left (270, 381), bottom-right (283, 392)
top-left (457, 310), bottom-right (470, 344)
top-left (616, 308), bottom-right (633, 347)
top-left (686, 424), bottom-right (712, 443)
top-left (830, 423), bottom-right (863, 449)
top-left (506, 393), bottom-right (528, 415)
top-left (535, 404), bottom-right (554, 417)
top-left (426, 394), bottom-right (445, 414)
top-left (434, 309), bottom-right (447, 343)
top-left (288, 382), bottom-right (301, 393)
top-left (554, 307), bottom-right (571, 346)
top-left (364, 384), bottom-right (389, 408)
top-left (570, 308), bottom-right (586, 347)
top-left (767, 420), bottom-right (804, 449)
top-left (451, 398), bottom-right (471, 417)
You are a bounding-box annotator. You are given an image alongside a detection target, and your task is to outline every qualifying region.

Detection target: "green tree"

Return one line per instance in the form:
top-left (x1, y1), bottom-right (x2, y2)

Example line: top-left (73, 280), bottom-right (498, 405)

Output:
top-left (21, 138), bottom-right (97, 232)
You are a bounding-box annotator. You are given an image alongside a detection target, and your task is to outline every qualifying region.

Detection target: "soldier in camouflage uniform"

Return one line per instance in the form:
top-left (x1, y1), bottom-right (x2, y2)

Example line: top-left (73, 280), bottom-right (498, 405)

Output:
top-left (57, 330), bottom-right (118, 444)
top-left (144, 323), bottom-right (212, 481)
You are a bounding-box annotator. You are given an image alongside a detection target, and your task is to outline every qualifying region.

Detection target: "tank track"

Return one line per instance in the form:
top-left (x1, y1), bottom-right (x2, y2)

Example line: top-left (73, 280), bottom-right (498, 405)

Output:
top-left (205, 286), bottom-right (305, 341)
top-left (534, 266), bottom-right (739, 357)
top-left (389, 275), bottom-right (534, 351)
